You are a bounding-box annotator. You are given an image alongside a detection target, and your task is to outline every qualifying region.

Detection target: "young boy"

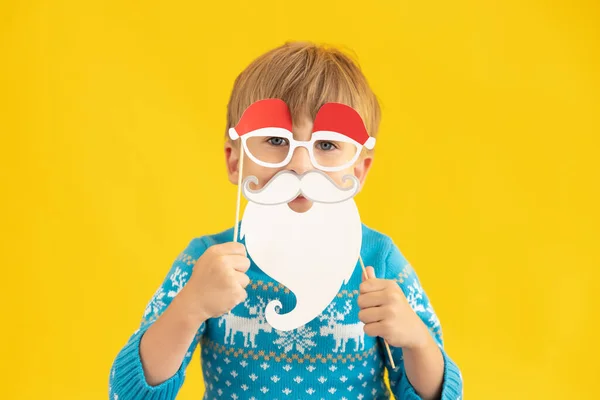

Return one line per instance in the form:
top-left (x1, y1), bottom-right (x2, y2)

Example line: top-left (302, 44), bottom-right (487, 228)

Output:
top-left (109, 42), bottom-right (463, 400)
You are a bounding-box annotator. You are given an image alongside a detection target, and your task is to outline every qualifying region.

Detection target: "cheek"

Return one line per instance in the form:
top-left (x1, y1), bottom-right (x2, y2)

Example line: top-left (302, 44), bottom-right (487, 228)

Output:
top-left (242, 163), bottom-right (279, 189)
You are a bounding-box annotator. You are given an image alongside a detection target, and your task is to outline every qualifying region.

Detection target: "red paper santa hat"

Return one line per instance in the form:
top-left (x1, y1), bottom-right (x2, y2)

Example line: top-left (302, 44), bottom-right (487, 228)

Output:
top-left (312, 103), bottom-right (376, 150)
top-left (229, 98), bottom-right (293, 140)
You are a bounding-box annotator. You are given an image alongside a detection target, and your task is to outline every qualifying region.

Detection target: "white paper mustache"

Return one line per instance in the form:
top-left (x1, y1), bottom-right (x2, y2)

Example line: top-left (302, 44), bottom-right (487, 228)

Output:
top-left (242, 170), bottom-right (360, 205)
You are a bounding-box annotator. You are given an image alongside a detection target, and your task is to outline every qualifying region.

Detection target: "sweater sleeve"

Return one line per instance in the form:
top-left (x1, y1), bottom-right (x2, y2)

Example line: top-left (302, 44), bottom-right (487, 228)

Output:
top-left (380, 240), bottom-right (463, 400)
top-left (108, 237), bottom-right (208, 400)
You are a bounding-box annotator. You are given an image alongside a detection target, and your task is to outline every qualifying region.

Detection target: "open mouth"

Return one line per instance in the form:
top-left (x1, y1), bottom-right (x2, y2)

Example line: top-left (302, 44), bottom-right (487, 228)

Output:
top-left (288, 194), bottom-right (312, 212)
top-left (289, 194), bottom-right (309, 204)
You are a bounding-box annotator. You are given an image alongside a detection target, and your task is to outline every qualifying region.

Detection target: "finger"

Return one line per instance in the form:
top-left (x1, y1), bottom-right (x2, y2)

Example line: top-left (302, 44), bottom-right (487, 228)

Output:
top-left (230, 255), bottom-right (251, 272)
top-left (358, 306), bottom-right (386, 324)
top-left (363, 321), bottom-right (389, 338)
top-left (361, 266), bottom-right (376, 281)
top-left (357, 291), bottom-right (386, 309)
top-left (217, 254), bottom-right (249, 272)
top-left (234, 288), bottom-right (248, 305)
top-left (234, 271), bottom-right (250, 288)
top-left (360, 277), bottom-right (387, 294)
top-left (214, 242), bottom-right (247, 256)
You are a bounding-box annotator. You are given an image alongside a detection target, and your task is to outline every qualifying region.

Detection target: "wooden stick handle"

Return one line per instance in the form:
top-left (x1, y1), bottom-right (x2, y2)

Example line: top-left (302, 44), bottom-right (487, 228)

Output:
top-left (229, 145), bottom-right (245, 316)
top-left (233, 145), bottom-right (244, 243)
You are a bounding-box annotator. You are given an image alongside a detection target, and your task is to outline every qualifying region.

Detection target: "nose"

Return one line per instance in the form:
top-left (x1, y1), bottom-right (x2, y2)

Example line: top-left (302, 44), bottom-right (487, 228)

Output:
top-left (286, 145), bottom-right (313, 175)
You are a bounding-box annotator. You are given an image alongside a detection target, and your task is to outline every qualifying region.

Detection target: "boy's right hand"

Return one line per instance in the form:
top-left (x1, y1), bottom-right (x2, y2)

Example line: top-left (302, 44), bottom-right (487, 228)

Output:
top-left (179, 242), bottom-right (251, 321)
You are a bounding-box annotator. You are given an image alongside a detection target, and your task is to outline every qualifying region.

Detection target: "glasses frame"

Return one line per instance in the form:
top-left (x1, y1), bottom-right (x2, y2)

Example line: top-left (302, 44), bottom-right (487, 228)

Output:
top-left (238, 127), bottom-right (363, 172)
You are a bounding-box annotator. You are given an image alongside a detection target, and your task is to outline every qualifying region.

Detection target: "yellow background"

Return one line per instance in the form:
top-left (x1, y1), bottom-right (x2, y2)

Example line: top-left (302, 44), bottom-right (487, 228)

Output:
top-left (1, 0), bottom-right (598, 399)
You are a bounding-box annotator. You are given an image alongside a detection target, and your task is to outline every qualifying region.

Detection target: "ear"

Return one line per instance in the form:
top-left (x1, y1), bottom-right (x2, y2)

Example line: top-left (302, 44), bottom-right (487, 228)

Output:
top-left (353, 152), bottom-right (373, 189)
top-left (224, 140), bottom-right (240, 185)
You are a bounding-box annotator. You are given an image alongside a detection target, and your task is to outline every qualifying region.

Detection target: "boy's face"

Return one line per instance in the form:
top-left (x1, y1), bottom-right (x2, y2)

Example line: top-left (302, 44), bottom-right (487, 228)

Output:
top-left (225, 115), bottom-right (373, 213)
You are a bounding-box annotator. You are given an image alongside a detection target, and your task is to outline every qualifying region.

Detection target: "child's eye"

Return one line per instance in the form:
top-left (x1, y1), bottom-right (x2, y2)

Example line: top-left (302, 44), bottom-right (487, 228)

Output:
top-left (316, 141), bottom-right (338, 151)
top-left (267, 137), bottom-right (288, 146)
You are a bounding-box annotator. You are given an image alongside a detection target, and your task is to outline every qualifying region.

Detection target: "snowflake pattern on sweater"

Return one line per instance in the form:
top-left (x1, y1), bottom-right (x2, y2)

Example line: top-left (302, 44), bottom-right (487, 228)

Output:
top-left (109, 225), bottom-right (463, 399)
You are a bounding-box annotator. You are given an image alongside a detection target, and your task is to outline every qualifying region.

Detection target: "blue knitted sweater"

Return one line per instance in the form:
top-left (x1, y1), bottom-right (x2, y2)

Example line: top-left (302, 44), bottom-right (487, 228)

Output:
top-left (109, 224), bottom-right (463, 399)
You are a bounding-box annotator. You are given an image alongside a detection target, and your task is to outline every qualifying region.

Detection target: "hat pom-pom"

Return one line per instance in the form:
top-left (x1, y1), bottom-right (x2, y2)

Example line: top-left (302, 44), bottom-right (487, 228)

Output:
top-left (364, 136), bottom-right (376, 150)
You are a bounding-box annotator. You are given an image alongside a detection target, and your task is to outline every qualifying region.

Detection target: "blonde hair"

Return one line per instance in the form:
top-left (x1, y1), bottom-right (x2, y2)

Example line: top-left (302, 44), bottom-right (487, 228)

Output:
top-left (225, 42), bottom-right (381, 151)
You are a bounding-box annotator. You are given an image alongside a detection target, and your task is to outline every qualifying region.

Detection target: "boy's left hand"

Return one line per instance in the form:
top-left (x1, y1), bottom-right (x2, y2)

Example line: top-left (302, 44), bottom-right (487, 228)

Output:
top-left (357, 266), bottom-right (430, 350)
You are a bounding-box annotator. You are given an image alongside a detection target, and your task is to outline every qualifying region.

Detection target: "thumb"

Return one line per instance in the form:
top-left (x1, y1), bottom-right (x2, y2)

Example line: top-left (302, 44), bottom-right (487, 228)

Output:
top-left (362, 266), bottom-right (376, 281)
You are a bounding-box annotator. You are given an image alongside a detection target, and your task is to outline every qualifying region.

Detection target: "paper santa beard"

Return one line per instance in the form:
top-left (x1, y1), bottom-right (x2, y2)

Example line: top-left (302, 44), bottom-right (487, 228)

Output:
top-left (230, 99), bottom-right (376, 332)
